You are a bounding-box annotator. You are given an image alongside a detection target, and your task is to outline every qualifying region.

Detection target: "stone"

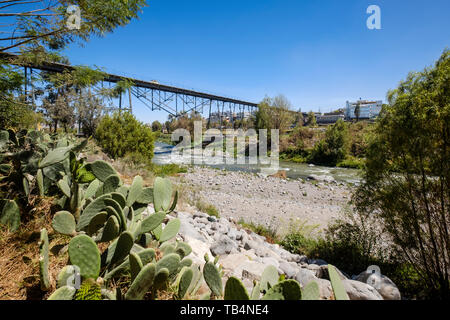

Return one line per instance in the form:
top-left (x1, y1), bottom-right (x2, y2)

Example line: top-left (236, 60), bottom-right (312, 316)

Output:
top-left (342, 279), bottom-right (384, 300)
top-left (307, 258), bottom-right (328, 266)
top-left (291, 254), bottom-right (308, 264)
top-left (306, 264), bottom-right (323, 278)
top-left (196, 217), bottom-right (209, 225)
top-left (179, 218), bottom-right (207, 242)
top-left (279, 262), bottom-right (299, 279)
top-left (183, 235), bottom-right (213, 266)
top-left (295, 268), bottom-right (317, 287)
top-left (219, 253), bottom-right (251, 273)
top-left (227, 228), bottom-right (237, 241)
top-left (354, 271), bottom-right (401, 300)
top-left (261, 257), bottom-right (279, 269)
top-left (210, 235), bottom-right (238, 256)
top-left (237, 261), bottom-right (268, 282)
top-left (320, 265), bottom-right (348, 281)
top-left (316, 278), bottom-right (333, 300)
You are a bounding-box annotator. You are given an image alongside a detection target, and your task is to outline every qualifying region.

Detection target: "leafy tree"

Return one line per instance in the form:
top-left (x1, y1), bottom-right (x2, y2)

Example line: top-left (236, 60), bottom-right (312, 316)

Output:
top-left (254, 95), bottom-right (294, 134)
top-left (307, 111), bottom-right (317, 127)
top-left (95, 112), bottom-right (154, 161)
top-left (309, 119), bottom-right (349, 166)
top-left (354, 50), bottom-right (450, 299)
top-left (295, 109), bottom-right (304, 127)
top-left (75, 88), bottom-right (105, 136)
top-left (151, 120), bottom-right (162, 133)
top-left (0, 0), bottom-right (147, 52)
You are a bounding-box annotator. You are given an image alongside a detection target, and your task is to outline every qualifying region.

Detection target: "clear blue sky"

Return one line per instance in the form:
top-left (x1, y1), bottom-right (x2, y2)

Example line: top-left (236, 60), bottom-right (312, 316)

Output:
top-left (63, 0), bottom-right (450, 124)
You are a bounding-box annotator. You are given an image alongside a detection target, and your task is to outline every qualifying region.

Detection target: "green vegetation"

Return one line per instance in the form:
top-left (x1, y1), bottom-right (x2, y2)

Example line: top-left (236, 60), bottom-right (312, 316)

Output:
top-left (354, 49), bottom-right (450, 299)
top-left (193, 199), bottom-right (220, 218)
top-left (238, 219), bottom-right (279, 244)
top-left (95, 112), bottom-right (155, 161)
top-left (280, 121), bottom-right (372, 168)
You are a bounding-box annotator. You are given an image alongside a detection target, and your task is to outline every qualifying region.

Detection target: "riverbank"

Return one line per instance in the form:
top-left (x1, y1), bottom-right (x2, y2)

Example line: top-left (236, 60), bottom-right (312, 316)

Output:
top-left (174, 166), bottom-right (354, 235)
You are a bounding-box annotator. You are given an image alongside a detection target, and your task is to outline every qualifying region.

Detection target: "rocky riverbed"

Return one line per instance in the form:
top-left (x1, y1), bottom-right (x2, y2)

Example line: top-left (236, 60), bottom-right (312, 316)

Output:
top-left (159, 208), bottom-right (401, 300)
top-left (176, 166), bottom-right (354, 234)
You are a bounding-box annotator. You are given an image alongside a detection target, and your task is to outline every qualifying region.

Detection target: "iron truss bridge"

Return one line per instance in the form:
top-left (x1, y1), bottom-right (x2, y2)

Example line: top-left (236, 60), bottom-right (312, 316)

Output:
top-left (0, 52), bottom-right (258, 126)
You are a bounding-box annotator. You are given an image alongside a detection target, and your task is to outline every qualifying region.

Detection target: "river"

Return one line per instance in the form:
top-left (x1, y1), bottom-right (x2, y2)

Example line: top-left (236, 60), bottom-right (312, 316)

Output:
top-left (153, 142), bottom-right (362, 185)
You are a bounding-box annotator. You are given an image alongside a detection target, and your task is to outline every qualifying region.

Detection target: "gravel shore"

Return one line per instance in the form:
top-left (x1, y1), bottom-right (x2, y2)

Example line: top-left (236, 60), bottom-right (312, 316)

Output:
top-left (176, 166), bottom-right (355, 234)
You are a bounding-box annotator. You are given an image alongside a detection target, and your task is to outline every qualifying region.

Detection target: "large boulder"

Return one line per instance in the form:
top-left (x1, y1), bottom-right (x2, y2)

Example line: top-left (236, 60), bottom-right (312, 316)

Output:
top-left (342, 279), bottom-right (383, 300)
top-left (354, 270), bottom-right (401, 300)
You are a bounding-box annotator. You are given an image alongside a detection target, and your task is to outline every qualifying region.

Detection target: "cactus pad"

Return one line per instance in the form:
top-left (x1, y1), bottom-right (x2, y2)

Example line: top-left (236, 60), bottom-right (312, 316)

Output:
top-left (203, 261), bottom-right (223, 297)
top-left (153, 177), bottom-right (173, 212)
top-left (328, 264), bottom-right (349, 300)
top-left (160, 218), bottom-right (181, 243)
top-left (52, 211), bottom-right (76, 236)
top-left (68, 235), bottom-right (101, 279)
top-left (224, 277), bottom-right (250, 300)
top-left (47, 286), bottom-right (76, 300)
top-left (125, 263), bottom-right (156, 300)
top-left (39, 228), bottom-right (50, 291)
top-left (261, 280), bottom-right (302, 300)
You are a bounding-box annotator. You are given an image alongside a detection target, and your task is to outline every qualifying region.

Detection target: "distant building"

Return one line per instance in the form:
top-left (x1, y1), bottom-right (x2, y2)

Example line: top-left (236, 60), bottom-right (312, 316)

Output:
top-left (316, 114), bottom-right (345, 124)
top-left (345, 100), bottom-right (382, 120)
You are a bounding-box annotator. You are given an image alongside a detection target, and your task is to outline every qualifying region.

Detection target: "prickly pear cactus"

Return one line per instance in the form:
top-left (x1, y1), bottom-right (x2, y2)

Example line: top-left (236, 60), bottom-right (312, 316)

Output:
top-left (74, 279), bottom-right (102, 300)
top-left (52, 211), bottom-right (76, 236)
top-left (260, 265), bottom-right (279, 293)
top-left (203, 261), bottom-right (223, 297)
top-left (328, 264), bottom-right (349, 300)
top-left (301, 281), bottom-right (320, 300)
top-left (178, 267), bottom-right (194, 300)
top-left (39, 228), bottom-right (50, 291)
top-left (156, 253), bottom-right (181, 277)
top-left (160, 218), bottom-right (181, 243)
top-left (153, 177), bottom-right (173, 212)
top-left (47, 286), bottom-right (76, 300)
top-left (68, 235), bottom-right (101, 279)
top-left (224, 277), bottom-right (250, 300)
top-left (125, 263), bottom-right (156, 300)
top-left (129, 252), bottom-right (143, 282)
top-left (261, 280), bottom-right (302, 300)
top-left (126, 175), bottom-right (143, 206)
top-left (0, 200), bottom-right (20, 232)
top-left (89, 160), bottom-right (117, 182)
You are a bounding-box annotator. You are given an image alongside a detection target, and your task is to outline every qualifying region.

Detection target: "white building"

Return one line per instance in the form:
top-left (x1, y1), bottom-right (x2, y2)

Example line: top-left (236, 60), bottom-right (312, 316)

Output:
top-left (345, 100), bottom-right (383, 120)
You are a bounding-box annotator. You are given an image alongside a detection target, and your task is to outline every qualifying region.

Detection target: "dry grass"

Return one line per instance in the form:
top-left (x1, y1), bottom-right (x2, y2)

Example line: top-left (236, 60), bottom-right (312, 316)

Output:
top-left (0, 198), bottom-right (71, 300)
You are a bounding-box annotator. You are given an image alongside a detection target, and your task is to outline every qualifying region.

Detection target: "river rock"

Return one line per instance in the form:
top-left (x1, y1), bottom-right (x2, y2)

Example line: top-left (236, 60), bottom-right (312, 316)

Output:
top-left (306, 264), bottom-right (323, 278)
top-left (261, 257), bottom-right (279, 269)
top-left (307, 258), bottom-right (328, 266)
top-left (210, 235), bottom-right (238, 256)
top-left (218, 253), bottom-right (251, 276)
top-left (295, 268), bottom-right (317, 287)
top-left (316, 278), bottom-right (333, 300)
top-left (237, 261), bottom-right (269, 282)
top-left (179, 218), bottom-right (206, 242)
top-left (183, 235), bottom-right (213, 266)
top-left (279, 261), bottom-right (300, 279)
top-left (354, 271), bottom-right (401, 300)
top-left (342, 279), bottom-right (384, 300)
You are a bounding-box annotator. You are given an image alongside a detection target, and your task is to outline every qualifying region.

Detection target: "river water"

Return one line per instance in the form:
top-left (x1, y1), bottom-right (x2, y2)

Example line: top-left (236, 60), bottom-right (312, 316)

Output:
top-left (153, 142), bottom-right (362, 184)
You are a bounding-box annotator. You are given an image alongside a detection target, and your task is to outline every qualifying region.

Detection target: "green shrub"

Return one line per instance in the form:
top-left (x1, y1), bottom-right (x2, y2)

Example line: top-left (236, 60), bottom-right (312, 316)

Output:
top-left (194, 199), bottom-right (220, 218)
top-left (309, 119), bottom-right (349, 166)
top-left (336, 156), bottom-right (365, 169)
top-left (95, 112), bottom-right (155, 161)
top-left (238, 219), bottom-right (279, 243)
